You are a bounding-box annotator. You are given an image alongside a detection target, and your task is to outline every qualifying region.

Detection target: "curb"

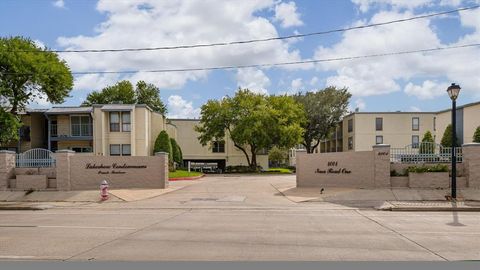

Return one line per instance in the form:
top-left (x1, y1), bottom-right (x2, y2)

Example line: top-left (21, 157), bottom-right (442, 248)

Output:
top-left (383, 207), bottom-right (480, 212)
top-left (0, 204), bottom-right (53, 211)
top-left (169, 174), bottom-right (205, 181)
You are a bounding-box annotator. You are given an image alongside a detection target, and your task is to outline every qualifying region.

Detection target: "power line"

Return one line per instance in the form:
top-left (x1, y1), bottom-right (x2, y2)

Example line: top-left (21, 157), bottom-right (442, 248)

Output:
top-left (3, 43), bottom-right (479, 76)
top-left (6, 5), bottom-right (480, 54)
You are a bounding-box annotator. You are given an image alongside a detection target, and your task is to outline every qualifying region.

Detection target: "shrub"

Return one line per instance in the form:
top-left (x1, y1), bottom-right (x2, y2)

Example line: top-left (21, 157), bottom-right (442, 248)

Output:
top-left (440, 124), bottom-right (459, 147)
top-left (419, 131), bottom-right (435, 154)
top-left (170, 138), bottom-right (182, 164)
top-left (268, 146), bottom-right (287, 167)
top-left (390, 169), bottom-right (408, 177)
top-left (407, 164), bottom-right (448, 173)
top-left (473, 126), bottom-right (480, 143)
top-left (225, 165), bottom-right (262, 173)
top-left (154, 130), bottom-right (173, 170)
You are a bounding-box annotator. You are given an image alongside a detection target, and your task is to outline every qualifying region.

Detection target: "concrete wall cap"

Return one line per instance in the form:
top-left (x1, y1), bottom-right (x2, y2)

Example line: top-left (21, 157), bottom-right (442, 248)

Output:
top-left (462, 143), bottom-right (480, 147)
top-left (155, 152), bottom-right (169, 156)
top-left (56, 150), bottom-right (76, 153)
top-left (0, 150), bottom-right (16, 154)
top-left (372, 144), bottom-right (391, 148)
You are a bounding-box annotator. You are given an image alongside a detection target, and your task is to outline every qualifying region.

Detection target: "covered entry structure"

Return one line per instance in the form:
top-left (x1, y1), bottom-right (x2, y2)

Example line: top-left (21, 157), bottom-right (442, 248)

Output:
top-left (183, 159), bottom-right (226, 173)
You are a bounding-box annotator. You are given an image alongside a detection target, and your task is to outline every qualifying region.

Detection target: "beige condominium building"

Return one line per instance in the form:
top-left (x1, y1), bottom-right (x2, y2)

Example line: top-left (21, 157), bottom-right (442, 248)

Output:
top-left (2, 104), bottom-right (268, 170)
top-left (2, 104), bottom-right (167, 156)
top-left (319, 101), bottom-right (480, 153)
top-left (43, 104), bottom-right (167, 156)
top-left (168, 119), bottom-right (269, 171)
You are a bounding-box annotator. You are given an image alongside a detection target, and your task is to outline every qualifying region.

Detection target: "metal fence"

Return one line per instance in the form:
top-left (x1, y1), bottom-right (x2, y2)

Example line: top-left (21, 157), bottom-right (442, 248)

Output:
top-left (390, 143), bottom-right (463, 164)
top-left (15, 148), bottom-right (56, 168)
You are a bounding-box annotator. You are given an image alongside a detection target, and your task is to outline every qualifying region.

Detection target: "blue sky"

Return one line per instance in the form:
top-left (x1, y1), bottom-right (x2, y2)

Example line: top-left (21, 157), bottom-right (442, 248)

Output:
top-left (1, 0), bottom-right (479, 117)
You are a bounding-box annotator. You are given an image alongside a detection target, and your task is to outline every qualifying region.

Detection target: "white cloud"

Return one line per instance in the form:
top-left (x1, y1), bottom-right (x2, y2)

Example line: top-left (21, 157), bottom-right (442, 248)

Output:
top-left (33, 40), bottom-right (46, 50)
top-left (291, 78), bottom-right (303, 90)
top-left (351, 0), bottom-right (472, 12)
top-left (355, 98), bottom-right (366, 110)
top-left (410, 106), bottom-right (422, 112)
top-left (72, 74), bottom-right (121, 92)
top-left (236, 68), bottom-right (270, 94)
top-left (167, 95), bottom-right (201, 119)
top-left (351, 0), bottom-right (452, 12)
top-left (274, 1), bottom-right (303, 28)
top-left (57, 0), bottom-right (304, 93)
top-left (52, 0), bottom-right (65, 8)
top-left (28, 91), bottom-right (52, 109)
top-left (314, 9), bottom-right (480, 97)
top-left (309, 76), bottom-right (319, 86)
top-left (404, 80), bottom-right (447, 100)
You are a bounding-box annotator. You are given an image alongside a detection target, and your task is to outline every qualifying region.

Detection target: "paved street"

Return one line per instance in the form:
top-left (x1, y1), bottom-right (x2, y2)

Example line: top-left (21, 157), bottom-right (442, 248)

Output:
top-left (1, 175), bottom-right (480, 261)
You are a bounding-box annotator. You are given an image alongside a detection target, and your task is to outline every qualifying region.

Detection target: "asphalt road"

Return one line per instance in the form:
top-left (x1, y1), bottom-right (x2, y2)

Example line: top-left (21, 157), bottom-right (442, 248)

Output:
top-left (1, 175), bottom-right (479, 261)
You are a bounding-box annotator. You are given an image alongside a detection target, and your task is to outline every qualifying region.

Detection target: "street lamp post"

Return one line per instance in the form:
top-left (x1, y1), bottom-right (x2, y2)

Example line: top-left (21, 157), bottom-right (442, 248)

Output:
top-left (447, 83), bottom-right (461, 199)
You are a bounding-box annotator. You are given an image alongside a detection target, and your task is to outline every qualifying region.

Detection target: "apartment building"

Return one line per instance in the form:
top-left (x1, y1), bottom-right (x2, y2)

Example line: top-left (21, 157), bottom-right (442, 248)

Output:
top-left (2, 105), bottom-right (268, 169)
top-left (1, 109), bottom-right (48, 153)
top-left (1, 104), bottom-right (167, 156)
top-left (319, 101), bottom-right (480, 153)
top-left (168, 119), bottom-right (269, 171)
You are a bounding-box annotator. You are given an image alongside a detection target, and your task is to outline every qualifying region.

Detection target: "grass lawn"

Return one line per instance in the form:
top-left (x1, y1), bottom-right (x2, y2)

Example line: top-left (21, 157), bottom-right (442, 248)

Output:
top-left (169, 170), bottom-right (203, 178)
top-left (262, 167), bottom-right (294, 174)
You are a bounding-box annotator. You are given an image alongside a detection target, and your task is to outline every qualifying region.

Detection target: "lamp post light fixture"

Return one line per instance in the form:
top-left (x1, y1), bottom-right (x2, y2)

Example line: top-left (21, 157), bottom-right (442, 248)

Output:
top-left (447, 83), bottom-right (461, 199)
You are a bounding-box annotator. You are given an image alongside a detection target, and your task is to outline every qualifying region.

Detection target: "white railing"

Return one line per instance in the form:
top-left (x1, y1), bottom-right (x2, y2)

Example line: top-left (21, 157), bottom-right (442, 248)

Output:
top-left (16, 148), bottom-right (56, 168)
top-left (390, 143), bottom-right (462, 164)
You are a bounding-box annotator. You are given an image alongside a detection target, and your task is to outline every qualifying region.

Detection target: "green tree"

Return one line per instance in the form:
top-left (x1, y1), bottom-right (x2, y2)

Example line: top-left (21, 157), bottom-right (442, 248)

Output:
top-left (293, 87), bottom-right (351, 153)
top-left (82, 80), bottom-right (136, 105)
top-left (419, 130), bottom-right (435, 154)
top-left (440, 124), bottom-right (457, 147)
top-left (178, 145), bottom-right (183, 164)
top-left (268, 146), bottom-right (287, 167)
top-left (154, 130), bottom-right (172, 161)
top-left (0, 108), bottom-right (22, 146)
top-left (82, 80), bottom-right (167, 114)
top-left (136, 81), bottom-right (167, 115)
top-left (195, 89), bottom-right (305, 168)
top-left (0, 36), bottom-right (73, 115)
top-left (473, 126), bottom-right (480, 143)
top-left (170, 138), bottom-right (182, 164)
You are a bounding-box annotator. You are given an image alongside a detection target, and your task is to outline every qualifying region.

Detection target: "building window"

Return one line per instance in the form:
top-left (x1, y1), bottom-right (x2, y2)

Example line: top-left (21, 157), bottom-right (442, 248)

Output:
top-left (412, 117), bottom-right (420, 131)
top-left (412, 135), bottom-right (420, 148)
top-left (433, 117), bottom-right (436, 131)
top-left (110, 144), bottom-right (121, 156)
top-left (110, 112), bottom-right (120, 132)
top-left (122, 112), bottom-right (131, 132)
top-left (212, 141), bottom-right (225, 153)
top-left (348, 137), bottom-right (353, 150)
top-left (376, 118), bottom-right (383, 131)
top-left (122, 144), bottom-right (131, 156)
top-left (348, 119), bottom-right (353, 133)
top-left (71, 147), bottom-right (93, 153)
top-left (376, 136), bottom-right (383, 145)
top-left (71, 116), bottom-right (92, 136)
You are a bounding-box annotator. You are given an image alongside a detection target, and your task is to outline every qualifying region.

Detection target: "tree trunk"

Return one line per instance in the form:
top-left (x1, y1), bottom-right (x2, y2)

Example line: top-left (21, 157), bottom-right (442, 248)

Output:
top-left (311, 140), bottom-right (320, 153)
top-left (233, 143), bottom-right (252, 167)
top-left (250, 150), bottom-right (257, 169)
top-left (303, 140), bottom-right (313, 153)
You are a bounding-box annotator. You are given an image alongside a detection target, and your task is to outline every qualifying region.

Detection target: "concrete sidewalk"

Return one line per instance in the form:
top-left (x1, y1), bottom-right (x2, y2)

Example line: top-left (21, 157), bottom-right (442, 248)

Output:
top-left (0, 180), bottom-right (198, 204)
top-left (272, 183), bottom-right (480, 203)
top-left (377, 201), bottom-right (480, 211)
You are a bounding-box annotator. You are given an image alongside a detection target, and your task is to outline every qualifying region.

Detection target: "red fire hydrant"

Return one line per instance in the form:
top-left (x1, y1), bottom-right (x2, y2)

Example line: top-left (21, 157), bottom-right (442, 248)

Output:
top-left (100, 180), bottom-right (109, 201)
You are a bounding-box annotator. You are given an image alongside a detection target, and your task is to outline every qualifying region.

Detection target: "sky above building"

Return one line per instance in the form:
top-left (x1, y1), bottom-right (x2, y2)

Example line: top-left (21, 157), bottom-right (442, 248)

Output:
top-left (1, 0), bottom-right (479, 118)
